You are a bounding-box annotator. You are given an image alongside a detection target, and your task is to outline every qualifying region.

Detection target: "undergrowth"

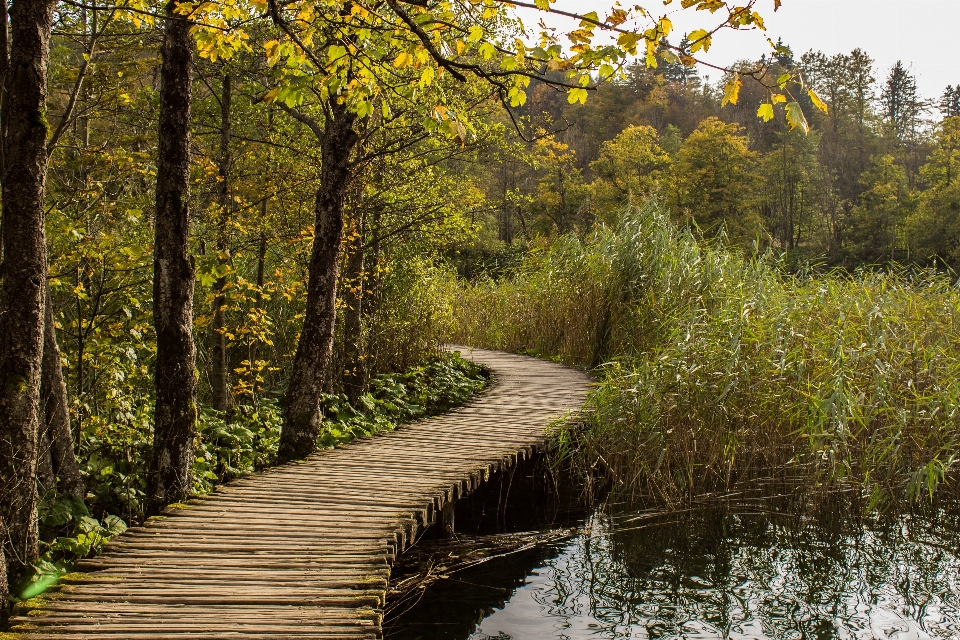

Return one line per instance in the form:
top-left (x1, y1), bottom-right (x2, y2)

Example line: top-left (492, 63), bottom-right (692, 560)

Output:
top-left (452, 204), bottom-right (960, 510)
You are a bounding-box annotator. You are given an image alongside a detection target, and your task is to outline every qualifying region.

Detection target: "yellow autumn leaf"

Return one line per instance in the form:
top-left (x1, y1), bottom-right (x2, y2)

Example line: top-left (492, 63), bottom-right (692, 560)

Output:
top-left (263, 86), bottom-right (281, 103)
top-left (721, 75), bottom-right (742, 106)
top-left (808, 89), bottom-right (829, 114)
top-left (567, 88), bottom-right (588, 105)
top-left (617, 32), bottom-right (641, 54)
top-left (658, 16), bottom-right (673, 37)
top-left (688, 29), bottom-right (711, 53)
top-left (757, 103), bottom-right (774, 121)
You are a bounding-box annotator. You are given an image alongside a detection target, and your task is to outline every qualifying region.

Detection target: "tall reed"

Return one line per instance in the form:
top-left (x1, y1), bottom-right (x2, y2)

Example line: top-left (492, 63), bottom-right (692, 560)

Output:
top-left (451, 205), bottom-right (960, 507)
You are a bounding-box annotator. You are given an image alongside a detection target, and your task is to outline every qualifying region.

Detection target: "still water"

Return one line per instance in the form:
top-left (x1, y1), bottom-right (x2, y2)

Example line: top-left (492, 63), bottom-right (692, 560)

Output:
top-left (386, 496), bottom-right (960, 639)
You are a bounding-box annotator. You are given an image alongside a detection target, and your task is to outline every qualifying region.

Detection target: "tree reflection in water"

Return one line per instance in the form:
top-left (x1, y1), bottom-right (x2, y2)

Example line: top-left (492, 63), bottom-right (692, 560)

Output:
top-left (386, 497), bottom-right (960, 640)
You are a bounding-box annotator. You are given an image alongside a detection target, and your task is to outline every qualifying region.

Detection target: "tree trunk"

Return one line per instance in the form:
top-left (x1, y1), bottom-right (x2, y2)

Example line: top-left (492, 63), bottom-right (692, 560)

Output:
top-left (0, 0), bottom-right (55, 585)
top-left (41, 284), bottom-right (84, 499)
top-left (147, 0), bottom-right (197, 515)
top-left (278, 103), bottom-right (357, 462)
top-left (342, 214), bottom-right (365, 404)
top-left (36, 422), bottom-right (54, 495)
top-left (250, 225), bottom-right (266, 400)
top-left (210, 72), bottom-right (232, 414)
top-left (361, 206), bottom-right (383, 373)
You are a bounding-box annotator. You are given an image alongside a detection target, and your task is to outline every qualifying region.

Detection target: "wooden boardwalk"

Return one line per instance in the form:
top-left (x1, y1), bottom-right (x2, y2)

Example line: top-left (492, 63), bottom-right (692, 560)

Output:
top-left (11, 348), bottom-right (590, 639)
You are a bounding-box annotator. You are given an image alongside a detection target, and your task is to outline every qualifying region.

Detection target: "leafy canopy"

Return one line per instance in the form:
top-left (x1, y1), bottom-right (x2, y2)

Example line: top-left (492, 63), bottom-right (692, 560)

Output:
top-left (170, 0), bottom-right (823, 135)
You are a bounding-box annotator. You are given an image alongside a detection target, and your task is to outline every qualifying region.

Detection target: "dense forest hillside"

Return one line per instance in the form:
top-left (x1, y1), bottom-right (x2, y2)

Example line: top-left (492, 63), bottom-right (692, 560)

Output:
top-left (465, 49), bottom-right (960, 270)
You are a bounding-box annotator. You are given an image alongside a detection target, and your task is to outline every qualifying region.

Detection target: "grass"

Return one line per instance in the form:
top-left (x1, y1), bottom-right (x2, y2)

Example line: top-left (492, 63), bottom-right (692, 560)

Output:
top-left (451, 204), bottom-right (960, 509)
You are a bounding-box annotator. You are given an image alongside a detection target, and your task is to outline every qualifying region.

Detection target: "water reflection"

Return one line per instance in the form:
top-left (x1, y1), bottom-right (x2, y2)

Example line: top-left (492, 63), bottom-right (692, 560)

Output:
top-left (386, 501), bottom-right (960, 639)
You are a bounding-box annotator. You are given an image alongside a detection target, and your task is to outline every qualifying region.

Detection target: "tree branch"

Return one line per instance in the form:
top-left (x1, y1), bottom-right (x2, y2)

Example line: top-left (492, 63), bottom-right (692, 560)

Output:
top-left (274, 101), bottom-right (325, 139)
top-left (48, 10), bottom-right (116, 153)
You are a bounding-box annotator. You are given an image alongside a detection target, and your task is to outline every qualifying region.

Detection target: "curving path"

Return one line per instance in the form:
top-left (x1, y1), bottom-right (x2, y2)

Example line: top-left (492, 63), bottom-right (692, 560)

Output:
top-left (9, 347), bottom-right (590, 639)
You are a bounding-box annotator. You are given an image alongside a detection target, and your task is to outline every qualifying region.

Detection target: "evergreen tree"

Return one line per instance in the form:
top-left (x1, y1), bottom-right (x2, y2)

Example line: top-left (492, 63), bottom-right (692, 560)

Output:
top-left (940, 85), bottom-right (960, 119)
top-left (882, 61), bottom-right (924, 143)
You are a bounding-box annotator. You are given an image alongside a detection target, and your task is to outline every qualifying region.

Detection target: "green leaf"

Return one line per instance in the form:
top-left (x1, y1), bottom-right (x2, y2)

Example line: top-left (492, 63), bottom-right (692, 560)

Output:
top-left (478, 42), bottom-right (495, 60)
top-left (660, 49), bottom-right (680, 65)
top-left (785, 101), bottom-right (809, 133)
top-left (508, 86), bottom-right (527, 107)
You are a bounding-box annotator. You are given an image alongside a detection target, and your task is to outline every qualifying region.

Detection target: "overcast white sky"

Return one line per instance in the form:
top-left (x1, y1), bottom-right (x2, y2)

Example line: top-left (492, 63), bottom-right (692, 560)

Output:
top-left (513, 0), bottom-right (960, 101)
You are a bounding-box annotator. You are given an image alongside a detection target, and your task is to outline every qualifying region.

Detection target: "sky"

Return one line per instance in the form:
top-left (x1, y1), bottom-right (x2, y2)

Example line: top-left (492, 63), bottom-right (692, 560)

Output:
top-left (512, 0), bottom-right (960, 101)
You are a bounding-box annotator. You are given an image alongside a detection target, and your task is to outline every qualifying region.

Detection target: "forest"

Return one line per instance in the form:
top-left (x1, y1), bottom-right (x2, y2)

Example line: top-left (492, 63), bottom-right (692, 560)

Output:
top-left (1, 0), bottom-right (959, 617)
top-left (478, 51), bottom-right (960, 268)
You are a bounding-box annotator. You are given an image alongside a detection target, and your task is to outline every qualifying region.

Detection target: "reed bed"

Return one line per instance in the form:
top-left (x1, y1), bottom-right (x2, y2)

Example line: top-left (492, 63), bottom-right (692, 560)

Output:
top-left (451, 205), bottom-right (960, 507)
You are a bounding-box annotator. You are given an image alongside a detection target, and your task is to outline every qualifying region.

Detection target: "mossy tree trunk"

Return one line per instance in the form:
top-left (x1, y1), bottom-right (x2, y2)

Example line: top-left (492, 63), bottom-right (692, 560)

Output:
top-left (0, 0), bottom-right (55, 588)
top-left (278, 102), bottom-right (358, 462)
top-left (147, 0), bottom-right (197, 515)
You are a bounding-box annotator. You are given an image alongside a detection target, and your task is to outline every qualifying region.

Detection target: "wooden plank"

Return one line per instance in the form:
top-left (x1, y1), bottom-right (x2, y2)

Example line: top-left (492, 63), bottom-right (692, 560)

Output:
top-left (12, 348), bottom-right (589, 639)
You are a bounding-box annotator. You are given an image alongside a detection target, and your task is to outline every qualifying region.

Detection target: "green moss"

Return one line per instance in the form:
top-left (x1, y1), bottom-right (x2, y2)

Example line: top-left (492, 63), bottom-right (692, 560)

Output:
top-left (57, 572), bottom-right (90, 583)
top-left (31, 107), bottom-right (51, 137)
top-left (5, 372), bottom-right (29, 396)
top-left (12, 593), bottom-right (58, 618)
top-left (356, 607), bottom-right (382, 624)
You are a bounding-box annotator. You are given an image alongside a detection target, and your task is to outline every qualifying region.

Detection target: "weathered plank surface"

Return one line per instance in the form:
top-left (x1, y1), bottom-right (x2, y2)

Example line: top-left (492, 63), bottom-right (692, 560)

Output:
top-left (11, 348), bottom-right (589, 639)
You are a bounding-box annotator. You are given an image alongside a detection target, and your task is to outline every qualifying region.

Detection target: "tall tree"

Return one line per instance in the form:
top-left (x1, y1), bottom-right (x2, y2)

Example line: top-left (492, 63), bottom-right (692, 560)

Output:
top-left (907, 116), bottom-right (960, 265)
top-left (147, 0), bottom-right (198, 514)
top-left (941, 85), bottom-right (960, 119)
top-left (673, 117), bottom-right (763, 243)
top-left (40, 285), bottom-right (84, 499)
top-left (588, 124), bottom-right (671, 214)
top-left (848, 48), bottom-right (876, 172)
top-left (278, 101), bottom-right (358, 461)
top-left (0, 0), bottom-right (56, 591)
top-left (882, 61), bottom-right (922, 143)
top-left (210, 71), bottom-right (233, 414)
top-left (847, 154), bottom-right (910, 264)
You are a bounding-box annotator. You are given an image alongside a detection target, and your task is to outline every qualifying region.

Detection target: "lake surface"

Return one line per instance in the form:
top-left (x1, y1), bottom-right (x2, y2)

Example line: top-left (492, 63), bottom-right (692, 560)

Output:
top-left (385, 497), bottom-right (960, 639)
